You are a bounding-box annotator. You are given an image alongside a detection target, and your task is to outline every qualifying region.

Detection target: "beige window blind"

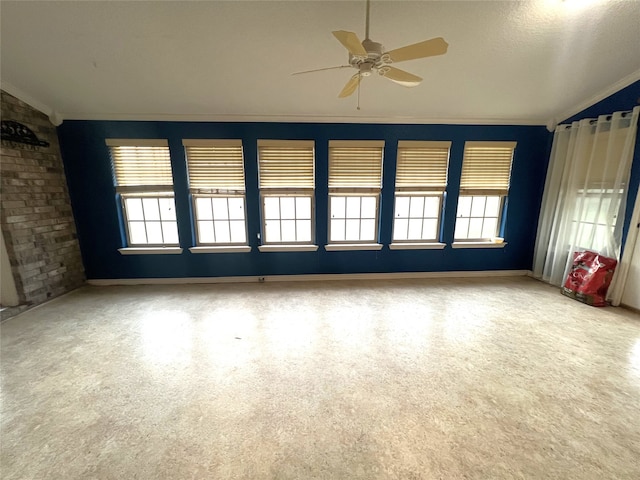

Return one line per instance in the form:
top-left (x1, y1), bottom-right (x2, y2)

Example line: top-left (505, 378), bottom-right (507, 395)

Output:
top-left (183, 139), bottom-right (245, 192)
top-left (328, 140), bottom-right (384, 191)
top-left (107, 139), bottom-right (173, 193)
top-left (460, 141), bottom-right (516, 195)
top-left (396, 141), bottom-right (451, 192)
top-left (257, 140), bottom-right (315, 189)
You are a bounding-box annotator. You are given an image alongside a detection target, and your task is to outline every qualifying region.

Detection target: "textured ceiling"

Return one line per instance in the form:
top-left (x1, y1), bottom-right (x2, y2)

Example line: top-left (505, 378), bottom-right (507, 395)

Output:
top-left (1, 0), bottom-right (639, 125)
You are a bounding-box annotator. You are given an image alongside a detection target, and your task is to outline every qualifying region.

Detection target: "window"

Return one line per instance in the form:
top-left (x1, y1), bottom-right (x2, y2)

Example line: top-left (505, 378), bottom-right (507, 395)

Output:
top-left (108, 139), bottom-right (179, 246)
top-left (257, 140), bottom-right (315, 244)
top-left (454, 195), bottom-right (503, 240)
top-left (329, 196), bottom-right (378, 242)
top-left (570, 127), bottom-right (628, 253)
top-left (572, 189), bottom-right (621, 251)
top-left (328, 140), bottom-right (384, 243)
top-left (454, 141), bottom-right (516, 242)
top-left (393, 141), bottom-right (450, 242)
top-left (184, 139), bottom-right (247, 245)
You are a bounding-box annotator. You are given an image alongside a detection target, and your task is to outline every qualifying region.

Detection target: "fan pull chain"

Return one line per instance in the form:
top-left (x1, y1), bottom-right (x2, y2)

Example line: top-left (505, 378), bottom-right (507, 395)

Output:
top-left (357, 76), bottom-right (361, 110)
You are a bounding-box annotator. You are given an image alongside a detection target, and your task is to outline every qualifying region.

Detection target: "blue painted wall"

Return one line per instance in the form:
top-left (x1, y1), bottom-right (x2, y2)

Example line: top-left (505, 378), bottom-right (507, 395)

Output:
top-left (57, 121), bottom-right (551, 279)
top-left (562, 79), bottom-right (640, 249)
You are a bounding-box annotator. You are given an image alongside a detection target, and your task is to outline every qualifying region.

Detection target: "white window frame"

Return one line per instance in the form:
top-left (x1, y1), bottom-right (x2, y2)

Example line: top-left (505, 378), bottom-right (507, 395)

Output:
top-left (328, 140), bottom-right (384, 245)
top-left (392, 194), bottom-right (444, 242)
top-left (261, 194), bottom-right (315, 244)
top-left (107, 139), bottom-right (179, 249)
top-left (454, 195), bottom-right (504, 241)
top-left (184, 139), bottom-right (249, 247)
top-left (192, 194), bottom-right (248, 246)
top-left (120, 193), bottom-right (179, 247)
top-left (328, 194), bottom-right (380, 244)
top-left (257, 140), bottom-right (316, 247)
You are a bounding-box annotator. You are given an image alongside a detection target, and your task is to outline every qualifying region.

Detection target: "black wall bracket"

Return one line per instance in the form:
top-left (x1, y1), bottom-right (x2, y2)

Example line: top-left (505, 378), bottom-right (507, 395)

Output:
top-left (1, 120), bottom-right (50, 150)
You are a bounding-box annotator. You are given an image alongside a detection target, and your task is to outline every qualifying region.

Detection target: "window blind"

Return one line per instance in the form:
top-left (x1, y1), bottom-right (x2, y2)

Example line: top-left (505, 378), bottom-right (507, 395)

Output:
top-left (460, 141), bottom-right (516, 195)
top-left (257, 140), bottom-right (315, 189)
top-left (107, 139), bottom-right (173, 193)
top-left (396, 141), bottom-right (451, 192)
top-left (328, 140), bottom-right (384, 191)
top-left (183, 139), bottom-right (245, 192)
top-left (584, 128), bottom-right (629, 188)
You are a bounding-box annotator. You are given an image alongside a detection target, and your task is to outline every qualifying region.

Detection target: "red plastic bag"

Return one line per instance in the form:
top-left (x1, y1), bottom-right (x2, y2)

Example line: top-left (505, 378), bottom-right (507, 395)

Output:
top-left (562, 251), bottom-right (617, 306)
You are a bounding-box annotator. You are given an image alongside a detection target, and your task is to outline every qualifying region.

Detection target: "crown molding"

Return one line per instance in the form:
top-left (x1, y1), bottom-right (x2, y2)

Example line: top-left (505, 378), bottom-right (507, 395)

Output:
top-left (4, 73), bottom-right (639, 130)
top-left (0, 83), bottom-right (547, 127)
top-left (0, 82), bottom-right (64, 126)
top-left (57, 112), bottom-right (547, 126)
top-left (553, 68), bottom-right (640, 125)
top-left (1, 82), bottom-right (53, 117)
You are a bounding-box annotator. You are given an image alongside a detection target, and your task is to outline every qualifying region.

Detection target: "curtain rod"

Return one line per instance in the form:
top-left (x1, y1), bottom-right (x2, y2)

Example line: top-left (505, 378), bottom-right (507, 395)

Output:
top-left (589, 110), bottom-right (633, 124)
top-left (557, 109), bottom-right (635, 129)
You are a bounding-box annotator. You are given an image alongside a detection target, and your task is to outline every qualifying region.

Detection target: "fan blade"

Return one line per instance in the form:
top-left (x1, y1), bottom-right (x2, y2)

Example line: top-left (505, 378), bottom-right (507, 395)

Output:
top-left (332, 30), bottom-right (368, 56)
top-left (292, 65), bottom-right (352, 76)
top-left (338, 74), bottom-right (361, 98)
top-left (380, 66), bottom-right (422, 87)
top-left (385, 37), bottom-right (448, 63)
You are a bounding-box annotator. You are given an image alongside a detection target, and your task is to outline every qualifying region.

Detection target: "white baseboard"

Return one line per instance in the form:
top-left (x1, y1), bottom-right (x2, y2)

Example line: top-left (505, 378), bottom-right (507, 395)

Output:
top-left (87, 270), bottom-right (532, 286)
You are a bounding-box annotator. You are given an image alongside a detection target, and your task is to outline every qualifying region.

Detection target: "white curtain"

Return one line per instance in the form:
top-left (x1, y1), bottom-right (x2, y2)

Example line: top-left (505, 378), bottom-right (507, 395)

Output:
top-left (533, 106), bottom-right (639, 304)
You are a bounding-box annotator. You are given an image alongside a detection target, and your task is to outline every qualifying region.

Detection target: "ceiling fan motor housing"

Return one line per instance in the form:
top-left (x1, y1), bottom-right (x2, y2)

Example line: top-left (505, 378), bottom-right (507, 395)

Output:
top-left (349, 38), bottom-right (385, 74)
top-left (362, 39), bottom-right (383, 58)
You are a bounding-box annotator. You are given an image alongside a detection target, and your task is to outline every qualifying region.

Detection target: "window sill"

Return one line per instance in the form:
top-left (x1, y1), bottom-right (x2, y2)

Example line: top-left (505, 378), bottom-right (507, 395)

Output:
top-left (258, 245), bottom-right (319, 252)
top-left (189, 246), bottom-right (251, 254)
top-left (389, 242), bottom-right (446, 250)
top-left (118, 247), bottom-right (183, 255)
top-left (451, 242), bottom-right (507, 249)
top-left (325, 243), bottom-right (383, 251)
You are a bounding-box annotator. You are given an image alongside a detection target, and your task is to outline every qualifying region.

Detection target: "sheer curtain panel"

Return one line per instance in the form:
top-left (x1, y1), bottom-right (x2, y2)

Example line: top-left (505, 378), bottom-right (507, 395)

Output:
top-left (533, 106), bottom-right (639, 304)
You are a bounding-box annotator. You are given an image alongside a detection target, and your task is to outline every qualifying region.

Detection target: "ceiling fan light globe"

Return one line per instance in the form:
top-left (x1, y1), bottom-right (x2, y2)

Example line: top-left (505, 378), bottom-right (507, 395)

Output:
top-left (359, 63), bottom-right (373, 76)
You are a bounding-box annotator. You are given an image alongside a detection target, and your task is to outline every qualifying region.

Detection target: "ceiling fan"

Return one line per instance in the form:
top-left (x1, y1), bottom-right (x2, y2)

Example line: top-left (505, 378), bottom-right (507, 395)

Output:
top-left (293, 0), bottom-right (449, 101)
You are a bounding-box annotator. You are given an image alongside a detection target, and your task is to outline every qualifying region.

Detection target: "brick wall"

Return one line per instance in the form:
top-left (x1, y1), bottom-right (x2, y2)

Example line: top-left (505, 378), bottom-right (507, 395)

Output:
top-left (1, 90), bottom-right (84, 306)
